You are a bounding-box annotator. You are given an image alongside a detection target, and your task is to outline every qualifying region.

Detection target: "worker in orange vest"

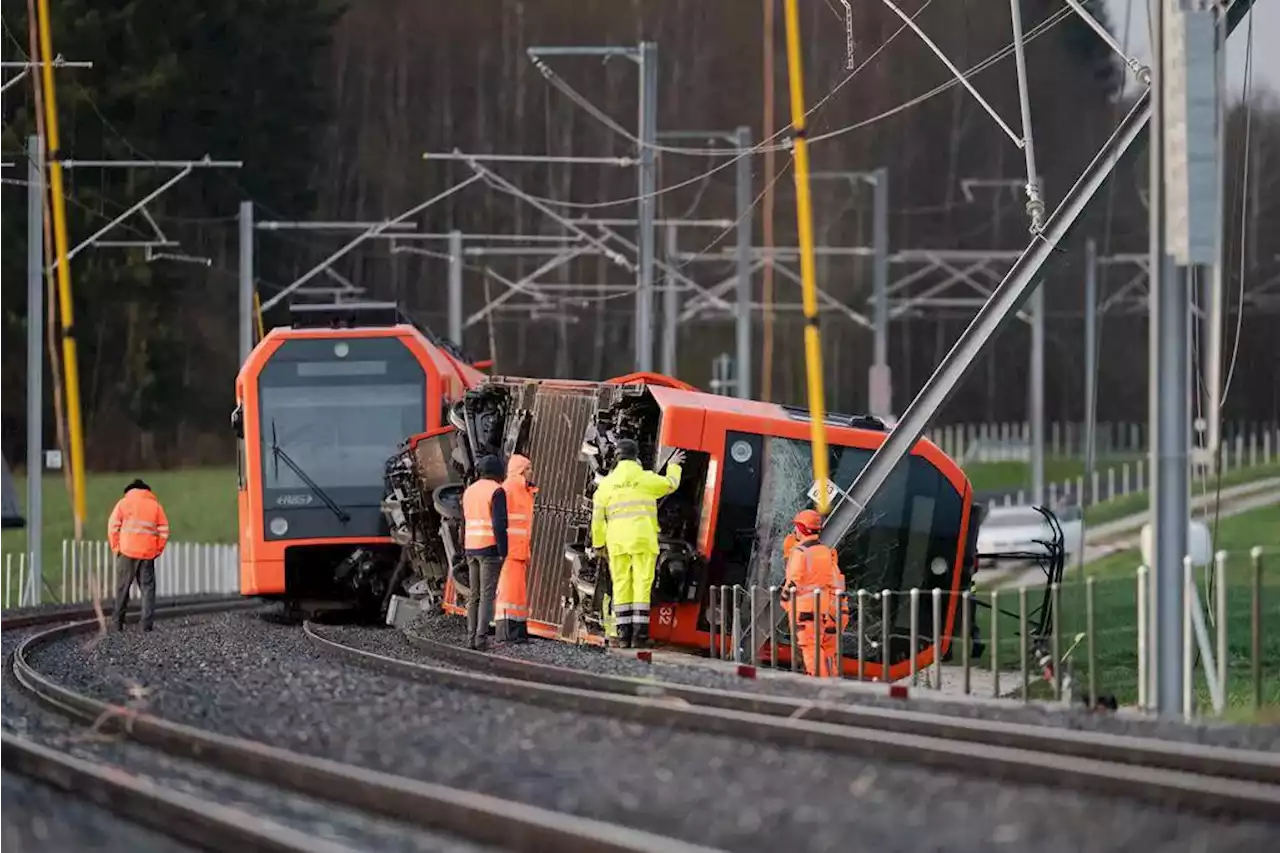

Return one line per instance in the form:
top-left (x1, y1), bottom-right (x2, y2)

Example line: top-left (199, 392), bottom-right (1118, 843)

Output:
top-left (108, 479), bottom-right (170, 632)
top-left (781, 509), bottom-right (847, 677)
top-left (461, 455), bottom-right (508, 651)
top-left (495, 454), bottom-right (536, 643)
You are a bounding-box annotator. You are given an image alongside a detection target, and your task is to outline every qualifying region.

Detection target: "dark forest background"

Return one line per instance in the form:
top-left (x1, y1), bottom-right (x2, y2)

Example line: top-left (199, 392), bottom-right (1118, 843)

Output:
top-left (2, 0), bottom-right (1277, 470)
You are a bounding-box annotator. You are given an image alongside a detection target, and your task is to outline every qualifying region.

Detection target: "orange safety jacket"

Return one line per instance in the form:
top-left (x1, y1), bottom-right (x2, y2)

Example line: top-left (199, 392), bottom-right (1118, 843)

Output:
top-left (462, 478), bottom-right (508, 556)
top-left (782, 533), bottom-right (799, 562)
top-left (502, 455), bottom-right (537, 562)
top-left (784, 537), bottom-right (844, 621)
top-left (108, 489), bottom-right (170, 560)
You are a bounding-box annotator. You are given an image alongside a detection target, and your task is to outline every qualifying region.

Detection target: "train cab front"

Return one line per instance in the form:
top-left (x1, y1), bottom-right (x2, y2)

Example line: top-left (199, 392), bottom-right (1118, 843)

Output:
top-left (234, 322), bottom-right (438, 614)
top-left (696, 404), bottom-right (972, 676)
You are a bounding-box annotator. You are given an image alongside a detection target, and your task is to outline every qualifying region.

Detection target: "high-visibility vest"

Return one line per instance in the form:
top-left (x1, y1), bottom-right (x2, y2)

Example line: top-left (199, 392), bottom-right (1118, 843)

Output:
top-left (108, 489), bottom-right (170, 560)
top-left (590, 460), bottom-right (682, 554)
top-left (462, 479), bottom-right (501, 550)
top-left (785, 539), bottom-right (843, 621)
top-left (782, 533), bottom-right (799, 561)
top-left (502, 474), bottom-right (536, 562)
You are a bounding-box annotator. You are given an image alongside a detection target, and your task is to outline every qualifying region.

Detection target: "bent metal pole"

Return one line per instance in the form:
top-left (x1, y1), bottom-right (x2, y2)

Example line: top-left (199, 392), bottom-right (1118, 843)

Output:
top-left (821, 0), bottom-right (1257, 549)
top-left (781, 0), bottom-right (831, 513)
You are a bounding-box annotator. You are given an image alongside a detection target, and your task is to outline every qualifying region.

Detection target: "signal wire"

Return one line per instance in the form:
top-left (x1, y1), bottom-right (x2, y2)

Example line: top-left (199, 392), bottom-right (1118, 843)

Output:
top-left (503, 4), bottom-right (1073, 211)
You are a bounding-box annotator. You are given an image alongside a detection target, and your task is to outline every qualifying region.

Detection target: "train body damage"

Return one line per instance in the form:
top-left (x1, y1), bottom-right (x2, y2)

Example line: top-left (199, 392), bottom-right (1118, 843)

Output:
top-left (234, 302), bottom-right (483, 616)
top-left (392, 373), bottom-right (979, 681)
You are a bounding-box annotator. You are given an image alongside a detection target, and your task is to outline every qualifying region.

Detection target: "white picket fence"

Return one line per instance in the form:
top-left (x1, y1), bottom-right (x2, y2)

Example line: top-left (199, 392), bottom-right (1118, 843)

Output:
top-left (927, 421), bottom-right (1278, 466)
top-left (1, 540), bottom-right (239, 609)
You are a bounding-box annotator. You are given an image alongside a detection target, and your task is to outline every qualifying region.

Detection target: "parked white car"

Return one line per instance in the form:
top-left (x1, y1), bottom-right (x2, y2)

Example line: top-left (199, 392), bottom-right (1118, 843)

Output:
top-left (976, 504), bottom-right (1084, 567)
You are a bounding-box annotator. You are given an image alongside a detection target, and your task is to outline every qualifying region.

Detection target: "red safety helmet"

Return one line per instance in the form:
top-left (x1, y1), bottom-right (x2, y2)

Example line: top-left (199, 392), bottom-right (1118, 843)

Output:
top-left (793, 509), bottom-right (822, 537)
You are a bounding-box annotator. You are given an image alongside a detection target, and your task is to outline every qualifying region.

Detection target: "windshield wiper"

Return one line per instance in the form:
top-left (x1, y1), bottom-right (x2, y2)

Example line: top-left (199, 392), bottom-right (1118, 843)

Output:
top-left (271, 421), bottom-right (351, 524)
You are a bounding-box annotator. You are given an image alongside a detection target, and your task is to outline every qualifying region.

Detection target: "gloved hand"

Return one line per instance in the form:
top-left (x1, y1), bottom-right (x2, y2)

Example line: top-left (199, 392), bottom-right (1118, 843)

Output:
top-left (668, 449), bottom-right (686, 467)
top-left (586, 547), bottom-right (599, 561)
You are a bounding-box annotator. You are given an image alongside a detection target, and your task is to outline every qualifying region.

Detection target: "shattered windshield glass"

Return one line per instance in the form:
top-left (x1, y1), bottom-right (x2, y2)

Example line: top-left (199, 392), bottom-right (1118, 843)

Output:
top-left (748, 434), bottom-right (964, 635)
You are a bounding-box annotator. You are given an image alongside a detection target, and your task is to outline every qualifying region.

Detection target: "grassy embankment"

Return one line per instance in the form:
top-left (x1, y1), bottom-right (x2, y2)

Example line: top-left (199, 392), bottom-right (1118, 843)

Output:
top-left (974, 500), bottom-right (1280, 716)
top-left (2, 468), bottom-right (237, 603)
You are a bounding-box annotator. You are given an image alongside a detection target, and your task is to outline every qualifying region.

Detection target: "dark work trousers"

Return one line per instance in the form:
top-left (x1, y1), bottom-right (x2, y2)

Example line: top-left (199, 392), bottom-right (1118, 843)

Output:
top-left (465, 555), bottom-right (502, 649)
top-left (113, 554), bottom-right (157, 630)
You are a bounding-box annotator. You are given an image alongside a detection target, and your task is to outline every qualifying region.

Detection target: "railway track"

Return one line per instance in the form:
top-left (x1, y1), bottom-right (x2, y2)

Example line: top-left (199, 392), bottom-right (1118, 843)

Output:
top-left (304, 620), bottom-right (1280, 821)
top-left (7, 602), bottom-right (719, 853)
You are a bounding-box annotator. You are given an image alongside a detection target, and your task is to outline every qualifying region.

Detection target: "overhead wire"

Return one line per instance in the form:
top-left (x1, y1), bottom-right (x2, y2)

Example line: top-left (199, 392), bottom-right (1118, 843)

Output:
top-left (502, 4), bottom-right (1074, 213)
top-left (1207, 1), bottom-right (1256, 570)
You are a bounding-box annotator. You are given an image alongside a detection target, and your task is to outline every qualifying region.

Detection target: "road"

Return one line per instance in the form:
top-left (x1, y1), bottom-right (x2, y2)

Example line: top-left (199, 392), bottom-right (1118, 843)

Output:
top-left (981, 477), bottom-right (1280, 590)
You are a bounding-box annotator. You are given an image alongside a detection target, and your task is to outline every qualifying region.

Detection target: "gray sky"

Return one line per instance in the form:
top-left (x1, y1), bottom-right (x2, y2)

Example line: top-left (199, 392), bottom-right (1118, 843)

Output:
top-left (1101, 0), bottom-right (1275, 95)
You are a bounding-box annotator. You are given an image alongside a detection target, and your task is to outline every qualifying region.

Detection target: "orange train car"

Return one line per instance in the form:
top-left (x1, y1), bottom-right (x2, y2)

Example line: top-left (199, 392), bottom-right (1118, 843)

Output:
top-left (393, 373), bottom-right (979, 681)
top-left (233, 302), bottom-right (485, 616)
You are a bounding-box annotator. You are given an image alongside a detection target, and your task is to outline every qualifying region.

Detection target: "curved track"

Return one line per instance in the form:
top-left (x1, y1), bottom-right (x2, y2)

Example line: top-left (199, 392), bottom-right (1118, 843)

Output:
top-left (304, 620), bottom-right (1280, 820)
top-left (5, 597), bottom-right (326, 852)
top-left (9, 604), bottom-right (718, 853)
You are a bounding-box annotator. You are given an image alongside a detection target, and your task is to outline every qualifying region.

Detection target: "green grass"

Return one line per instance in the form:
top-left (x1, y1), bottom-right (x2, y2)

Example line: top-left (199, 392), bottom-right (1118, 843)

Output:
top-left (1, 467), bottom-right (237, 570)
top-left (975, 501), bottom-right (1280, 713)
top-left (963, 455), bottom-right (1141, 495)
top-left (1083, 461), bottom-right (1280, 526)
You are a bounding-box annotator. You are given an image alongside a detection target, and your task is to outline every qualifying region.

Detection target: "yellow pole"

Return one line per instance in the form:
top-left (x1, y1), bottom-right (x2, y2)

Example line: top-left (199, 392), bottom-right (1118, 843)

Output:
top-left (35, 0), bottom-right (88, 537)
top-left (253, 291), bottom-right (265, 342)
top-left (781, 0), bottom-right (831, 513)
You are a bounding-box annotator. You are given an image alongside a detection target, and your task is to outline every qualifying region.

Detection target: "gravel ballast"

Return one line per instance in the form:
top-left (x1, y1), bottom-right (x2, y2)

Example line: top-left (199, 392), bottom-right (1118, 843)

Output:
top-left (4, 616), bottom-right (495, 853)
top-left (26, 609), bottom-right (1280, 853)
top-left (405, 612), bottom-right (1280, 752)
top-left (2, 770), bottom-right (195, 853)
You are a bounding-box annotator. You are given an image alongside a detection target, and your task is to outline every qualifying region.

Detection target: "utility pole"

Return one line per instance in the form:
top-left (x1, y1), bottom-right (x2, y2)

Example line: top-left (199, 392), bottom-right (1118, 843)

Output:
top-left (662, 223), bottom-right (679, 376)
top-left (1150, 0), bottom-right (1220, 717)
top-left (1029, 282), bottom-right (1046, 505)
top-left (735, 126), bottom-right (753, 399)
top-left (26, 136), bottom-right (43, 593)
top-left (636, 41), bottom-right (659, 374)
top-left (870, 168), bottom-right (891, 419)
top-left (449, 229), bottom-right (464, 347)
top-left (238, 201), bottom-right (254, 362)
top-left (1084, 238), bottom-right (1098, 495)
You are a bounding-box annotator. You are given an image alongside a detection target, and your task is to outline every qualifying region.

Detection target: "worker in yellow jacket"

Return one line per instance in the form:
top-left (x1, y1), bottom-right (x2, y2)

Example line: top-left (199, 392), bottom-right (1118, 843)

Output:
top-left (590, 439), bottom-right (684, 649)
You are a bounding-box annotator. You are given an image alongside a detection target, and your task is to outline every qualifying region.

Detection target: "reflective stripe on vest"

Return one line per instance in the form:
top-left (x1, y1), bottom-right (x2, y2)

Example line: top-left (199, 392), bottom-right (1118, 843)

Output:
top-left (462, 479), bottom-right (501, 549)
top-left (604, 498), bottom-right (656, 523)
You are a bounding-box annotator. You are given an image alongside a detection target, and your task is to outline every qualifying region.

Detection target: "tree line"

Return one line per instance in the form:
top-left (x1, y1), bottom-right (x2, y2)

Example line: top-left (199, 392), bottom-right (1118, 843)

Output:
top-left (2, 0), bottom-right (1276, 472)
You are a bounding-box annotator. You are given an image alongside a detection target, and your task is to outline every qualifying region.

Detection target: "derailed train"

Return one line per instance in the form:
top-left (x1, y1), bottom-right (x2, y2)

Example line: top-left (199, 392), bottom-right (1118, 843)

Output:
top-left (384, 372), bottom-right (983, 681)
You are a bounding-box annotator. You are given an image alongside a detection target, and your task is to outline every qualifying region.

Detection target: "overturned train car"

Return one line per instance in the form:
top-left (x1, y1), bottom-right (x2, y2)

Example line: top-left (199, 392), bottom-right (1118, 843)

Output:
top-left (389, 374), bottom-right (979, 681)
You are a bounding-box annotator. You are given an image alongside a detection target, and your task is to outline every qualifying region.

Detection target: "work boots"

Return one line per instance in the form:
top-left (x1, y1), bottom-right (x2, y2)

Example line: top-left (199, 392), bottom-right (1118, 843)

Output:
top-left (614, 624), bottom-right (634, 649)
top-left (631, 624), bottom-right (652, 650)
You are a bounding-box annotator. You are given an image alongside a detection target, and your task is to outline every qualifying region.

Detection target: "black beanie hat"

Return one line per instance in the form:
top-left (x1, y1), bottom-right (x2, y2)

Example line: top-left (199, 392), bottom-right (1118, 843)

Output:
top-left (616, 439), bottom-right (639, 461)
top-left (124, 479), bottom-right (150, 494)
top-left (476, 454), bottom-right (505, 479)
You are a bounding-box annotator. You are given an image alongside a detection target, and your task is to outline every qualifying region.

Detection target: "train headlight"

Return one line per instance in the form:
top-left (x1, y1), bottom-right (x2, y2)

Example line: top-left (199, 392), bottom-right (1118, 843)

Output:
top-left (929, 556), bottom-right (948, 577)
top-left (269, 517), bottom-right (289, 536)
top-left (333, 342), bottom-right (350, 358)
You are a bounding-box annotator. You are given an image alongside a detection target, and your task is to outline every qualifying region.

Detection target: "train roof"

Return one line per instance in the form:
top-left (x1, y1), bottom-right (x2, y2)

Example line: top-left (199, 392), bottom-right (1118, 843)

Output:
top-left (645, 384), bottom-right (892, 433)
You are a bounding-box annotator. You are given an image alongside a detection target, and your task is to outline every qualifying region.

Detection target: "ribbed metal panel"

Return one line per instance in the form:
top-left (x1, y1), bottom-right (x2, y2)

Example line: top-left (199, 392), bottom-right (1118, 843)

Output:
top-left (523, 386), bottom-right (599, 626)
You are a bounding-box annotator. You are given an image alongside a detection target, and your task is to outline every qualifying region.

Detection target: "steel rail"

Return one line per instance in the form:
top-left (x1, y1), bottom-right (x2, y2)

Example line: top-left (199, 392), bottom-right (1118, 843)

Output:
top-left (385, 627), bottom-right (1280, 786)
top-left (2, 733), bottom-right (361, 853)
top-left (12, 617), bottom-right (723, 853)
top-left (1, 595), bottom-right (250, 631)
top-left (303, 622), bottom-right (1280, 820)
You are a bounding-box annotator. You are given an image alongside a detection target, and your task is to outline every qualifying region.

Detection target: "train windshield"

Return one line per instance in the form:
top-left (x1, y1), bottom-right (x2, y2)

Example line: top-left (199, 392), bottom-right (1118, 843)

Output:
top-left (258, 338), bottom-right (426, 508)
top-left (729, 432), bottom-right (964, 626)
